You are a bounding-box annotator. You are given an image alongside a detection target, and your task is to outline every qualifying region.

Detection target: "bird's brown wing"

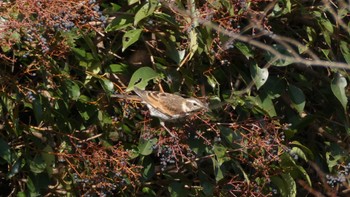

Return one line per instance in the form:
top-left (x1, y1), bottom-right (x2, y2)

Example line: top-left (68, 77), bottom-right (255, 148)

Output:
top-left (134, 87), bottom-right (186, 117)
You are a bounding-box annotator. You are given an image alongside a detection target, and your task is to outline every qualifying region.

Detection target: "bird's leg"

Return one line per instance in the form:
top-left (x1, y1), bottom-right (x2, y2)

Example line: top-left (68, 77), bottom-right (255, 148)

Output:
top-left (160, 121), bottom-right (176, 138)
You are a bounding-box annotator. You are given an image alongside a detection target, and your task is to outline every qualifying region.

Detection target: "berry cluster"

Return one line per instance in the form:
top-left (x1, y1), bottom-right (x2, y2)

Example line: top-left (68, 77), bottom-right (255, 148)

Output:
top-left (326, 162), bottom-right (350, 187)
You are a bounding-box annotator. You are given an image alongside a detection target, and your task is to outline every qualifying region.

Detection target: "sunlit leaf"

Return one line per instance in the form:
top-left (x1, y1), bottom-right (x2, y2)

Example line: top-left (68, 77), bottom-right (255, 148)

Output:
top-left (211, 157), bottom-right (224, 182)
top-left (126, 67), bottom-right (161, 91)
top-left (105, 16), bottom-right (133, 32)
top-left (251, 94), bottom-right (277, 117)
top-left (234, 42), bottom-right (253, 59)
top-left (138, 138), bottom-right (157, 156)
top-left (128, 0), bottom-right (139, 5)
top-left (340, 41), bottom-right (350, 64)
top-left (331, 73), bottom-right (348, 111)
top-left (64, 80), bottom-right (81, 100)
top-left (290, 147), bottom-right (307, 162)
top-left (109, 63), bottom-right (128, 73)
top-left (271, 176), bottom-right (288, 196)
top-left (41, 145), bottom-right (55, 174)
top-left (250, 63), bottom-right (269, 90)
top-left (188, 29), bottom-right (198, 60)
top-left (134, 0), bottom-right (158, 25)
top-left (101, 78), bottom-right (114, 92)
top-left (290, 141), bottom-right (314, 160)
top-left (281, 173), bottom-right (297, 197)
top-left (122, 29), bottom-right (142, 52)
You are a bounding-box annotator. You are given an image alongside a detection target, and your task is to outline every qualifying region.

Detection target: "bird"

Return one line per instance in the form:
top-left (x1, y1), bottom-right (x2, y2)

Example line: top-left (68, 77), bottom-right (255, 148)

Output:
top-left (112, 87), bottom-right (208, 137)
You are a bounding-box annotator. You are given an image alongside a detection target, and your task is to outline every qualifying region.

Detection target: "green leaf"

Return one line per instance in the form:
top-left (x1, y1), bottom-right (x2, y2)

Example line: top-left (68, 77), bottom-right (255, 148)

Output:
top-left (8, 158), bottom-right (22, 178)
top-left (290, 141), bottom-right (314, 160)
top-left (202, 181), bottom-right (214, 196)
top-left (331, 74), bottom-right (348, 111)
top-left (128, 0), bottom-right (139, 5)
top-left (134, 0), bottom-right (158, 25)
top-left (122, 29), bottom-right (143, 52)
top-left (260, 76), bottom-right (286, 99)
top-left (128, 149), bottom-right (140, 159)
top-left (138, 138), bottom-right (157, 156)
top-left (105, 16), bottom-right (133, 32)
top-left (250, 63), bottom-right (269, 90)
top-left (0, 138), bottom-right (13, 163)
top-left (64, 80), bottom-right (81, 100)
top-left (320, 18), bottom-right (334, 33)
top-left (289, 147), bottom-right (307, 162)
top-left (323, 31), bottom-right (331, 46)
top-left (281, 173), bottom-right (297, 197)
top-left (110, 3), bottom-right (121, 11)
top-left (234, 42), bottom-right (253, 59)
top-left (251, 93), bottom-right (277, 117)
top-left (101, 78), bottom-right (114, 92)
top-left (77, 100), bottom-right (98, 121)
top-left (271, 174), bottom-right (297, 197)
top-left (109, 63), bottom-right (128, 73)
top-left (188, 30), bottom-right (198, 60)
top-left (41, 145), bottom-right (55, 174)
top-left (205, 73), bottom-right (220, 89)
top-left (211, 157), bottom-right (224, 182)
top-left (288, 85), bottom-right (305, 114)
top-left (29, 155), bottom-right (46, 174)
top-left (142, 187), bottom-right (156, 195)
top-left (17, 192), bottom-right (26, 197)
top-left (168, 182), bottom-right (187, 197)
top-left (32, 95), bottom-right (43, 123)
top-left (141, 157), bottom-right (155, 180)
top-left (340, 41), bottom-right (350, 64)
top-left (265, 44), bottom-right (293, 66)
top-left (306, 26), bottom-right (316, 43)
top-left (72, 48), bottom-right (94, 60)
top-left (126, 67), bottom-right (161, 91)
top-left (213, 144), bottom-right (226, 158)
top-left (286, 0), bottom-right (291, 13)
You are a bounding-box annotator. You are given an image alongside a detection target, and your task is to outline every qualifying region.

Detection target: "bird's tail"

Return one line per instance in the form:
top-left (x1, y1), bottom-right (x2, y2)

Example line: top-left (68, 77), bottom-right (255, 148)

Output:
top-left (110, 94), bottom-right (141, 101)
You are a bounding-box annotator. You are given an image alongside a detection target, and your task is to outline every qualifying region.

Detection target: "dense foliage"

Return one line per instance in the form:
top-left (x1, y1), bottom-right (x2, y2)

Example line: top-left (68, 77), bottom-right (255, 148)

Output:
top-left (0, 0), bottom-right (349, 196)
